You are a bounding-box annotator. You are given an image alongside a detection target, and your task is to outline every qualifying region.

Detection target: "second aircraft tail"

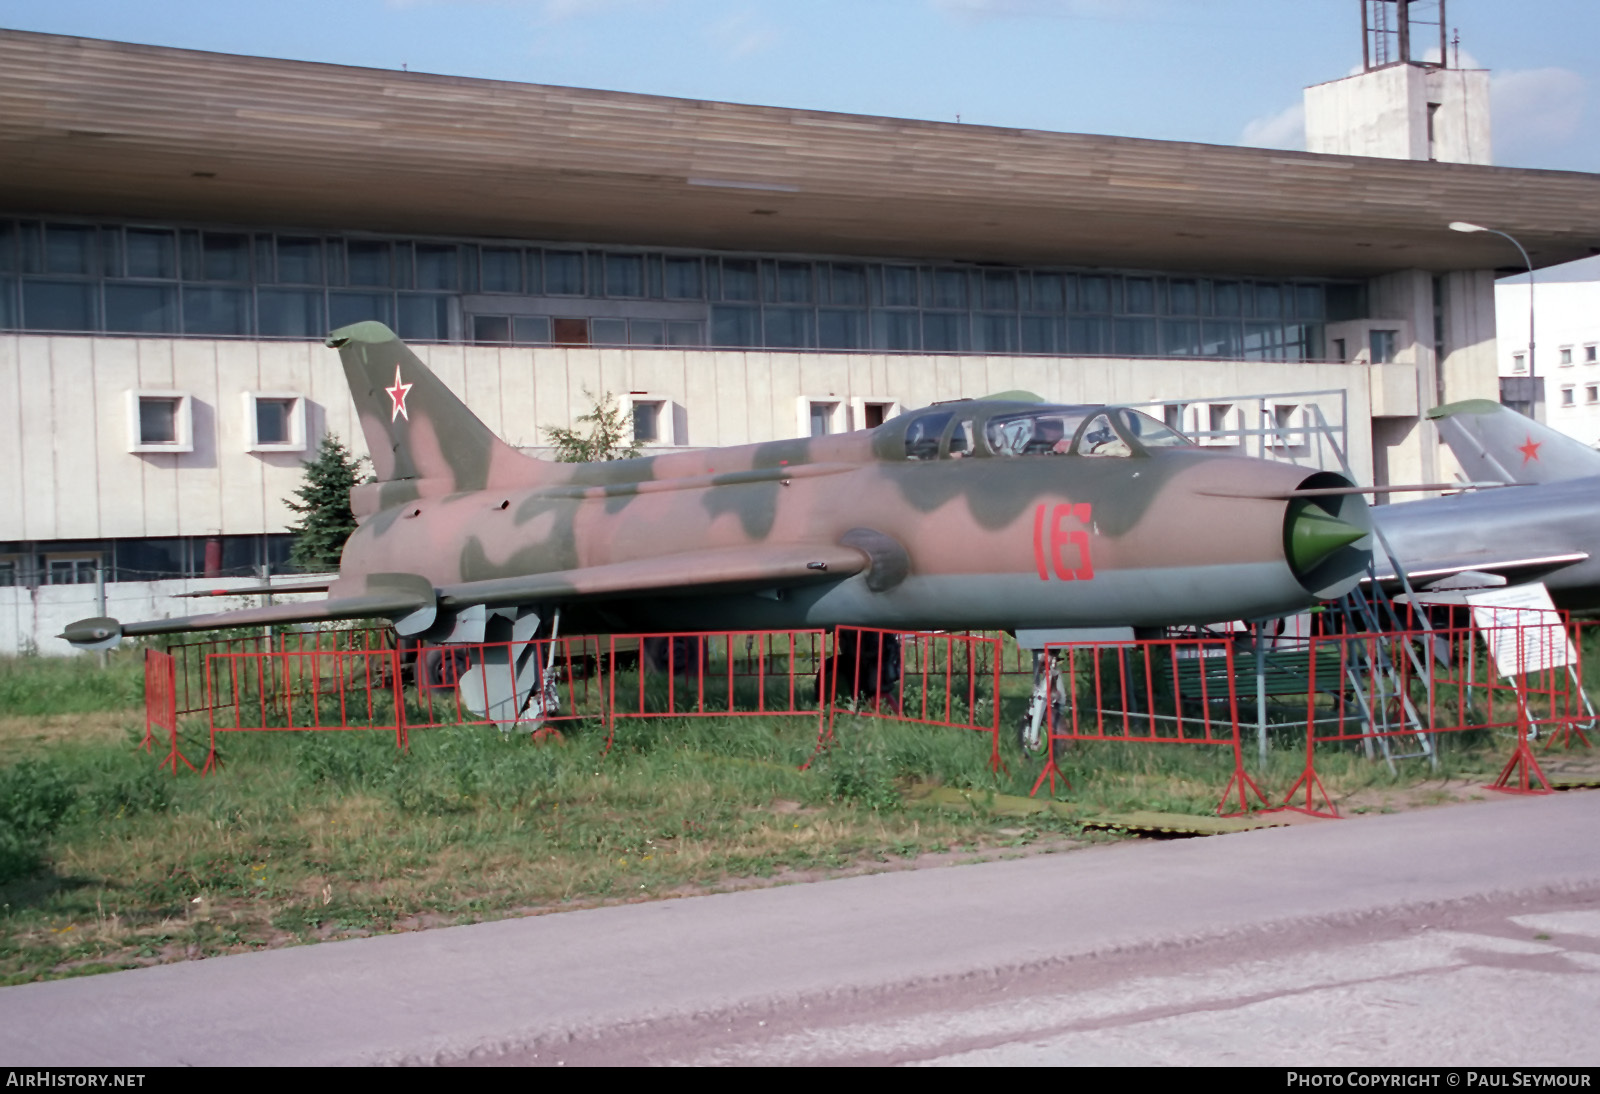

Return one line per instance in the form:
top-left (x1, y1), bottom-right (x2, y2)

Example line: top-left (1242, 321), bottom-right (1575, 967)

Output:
top-left (1430, 398), bottom-right (1600, 485)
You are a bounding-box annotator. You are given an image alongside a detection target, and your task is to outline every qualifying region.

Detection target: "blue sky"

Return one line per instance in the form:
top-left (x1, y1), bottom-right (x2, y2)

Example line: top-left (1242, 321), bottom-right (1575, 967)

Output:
top-left (2, 0), bottom-right (1596, 171)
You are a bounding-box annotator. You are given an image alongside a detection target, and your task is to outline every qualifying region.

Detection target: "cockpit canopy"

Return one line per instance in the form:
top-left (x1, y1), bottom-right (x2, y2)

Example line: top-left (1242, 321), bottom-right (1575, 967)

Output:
top-left (888, 403), bottom-right (1195, 461)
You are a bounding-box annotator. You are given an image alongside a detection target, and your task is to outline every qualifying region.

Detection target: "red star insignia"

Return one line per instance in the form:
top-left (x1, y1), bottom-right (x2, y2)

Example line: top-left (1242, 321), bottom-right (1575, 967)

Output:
top-left (386, 365), bottom-right (413, 423)
top-left (1519, 436), bottom-right (1542, 464)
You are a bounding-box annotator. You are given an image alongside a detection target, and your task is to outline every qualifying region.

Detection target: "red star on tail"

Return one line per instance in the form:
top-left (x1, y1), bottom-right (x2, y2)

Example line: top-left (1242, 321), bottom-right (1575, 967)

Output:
top-left (1519, 435), bottom-right (1542, 464)
top-left (386, 365), bottom-right (413, 423)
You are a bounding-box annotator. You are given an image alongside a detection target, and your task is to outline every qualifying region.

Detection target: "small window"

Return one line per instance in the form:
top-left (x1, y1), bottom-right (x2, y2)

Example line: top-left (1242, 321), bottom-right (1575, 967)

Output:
top-left (472, 315), bottom-right (511, 344)
top-left (851, 398), bottom-right (901, 431)
top-left (0, 558), bottom-right (20, 587)
top-left (1561, 347), bottom-right (1574, 366)
top-left (1561, 386), bottom-right (1576, 408)
top-left (1513, 353), bottom-right (1527, 374)
top-left (46, 556), bottom-right (98, 585)
top-left (632, 401), bottom-right (660, 444)
top-left (591, 319), bottom-right (628, 346)
top-left (628, 394), bottom-right (674, 446)
top-left (140, 398), bottom-right (178, 444)
top-left (513, 316), bottom-right (551, 345)
top-left (242, 392), bottom-right (306, 452)
top-left (127, 390), bottom-right (193, 453)
top-left (1369, 329), bottom-right (1399, 364)
top-left (810, 402), bottom-right (836, 437)
top-left (1586, 345), bottom-right (1597, 364)
top-left (1585, 385), bottom-right (1598, 405)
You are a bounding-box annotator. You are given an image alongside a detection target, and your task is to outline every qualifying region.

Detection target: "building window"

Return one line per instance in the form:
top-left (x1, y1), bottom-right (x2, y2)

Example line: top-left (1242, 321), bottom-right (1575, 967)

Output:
top-left (1561, 386), bottom-right (1576, 408)
top-left (1513, 353), bottom-right (1527, 373)
top-left (1369, 329), bottom-right (1399, 365)
top-left (1587, 345), bottom-right (1597, 363)
top-left (632, 401), bottom-right (659, 444)
top-left (3, 215), bottom-right (1343, 359)
top-left (1561, 346), bottom-right (1574, 366)
top-left (798, 398), bottom-right (841, 438)
top-left (0, 558), bottom-right (18, 587)
top-left (1586, 385), bottom-right (1598, 405)
top-left (127, 390), bottom-right (194, 453)
top-left (45, 556), bottom-right (99, 585)
top-left (850, 398), bottom-right (901, 430)
top-left (243, 392), bottom-right (306, 452)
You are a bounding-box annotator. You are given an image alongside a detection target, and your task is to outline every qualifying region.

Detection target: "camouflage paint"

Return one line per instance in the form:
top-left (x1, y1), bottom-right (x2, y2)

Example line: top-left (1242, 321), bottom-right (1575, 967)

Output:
top-left (63, 322), bottom-right (1374, 647)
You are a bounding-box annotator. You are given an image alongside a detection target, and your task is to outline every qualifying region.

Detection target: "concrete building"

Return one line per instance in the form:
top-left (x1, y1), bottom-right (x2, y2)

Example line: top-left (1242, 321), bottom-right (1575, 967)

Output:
top-left (3, 27), bottom-right (1600, 651)
top-left (1496, 258), bottom-right (1600, 446)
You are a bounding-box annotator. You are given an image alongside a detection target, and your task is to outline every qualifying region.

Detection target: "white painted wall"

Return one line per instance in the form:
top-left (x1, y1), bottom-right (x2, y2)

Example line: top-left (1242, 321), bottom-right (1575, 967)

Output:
top-left (0, 334), bottom-right (1407, 549)
top-left (1306, 65), bottom-right (1491, 165)
top-left (1498, 279), bottom-right (1600, 447)
top-left (0, 576), bottom-right (325, 656)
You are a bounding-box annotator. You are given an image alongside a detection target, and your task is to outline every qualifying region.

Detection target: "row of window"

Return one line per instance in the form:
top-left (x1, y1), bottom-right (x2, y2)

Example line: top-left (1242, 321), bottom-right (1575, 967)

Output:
top-left (0, 217), bottom-right (1352, 361)
top-left (129, 392), bottom-right (306, 452)
top-left (1557, 383), bottom-right (1600, 408)
top-left (0, 220), bottom-right (1341, 317)
top-left (0, 535), bottom-right (297, 586)
top-left (1512, 345), bottom-right (1599, 374)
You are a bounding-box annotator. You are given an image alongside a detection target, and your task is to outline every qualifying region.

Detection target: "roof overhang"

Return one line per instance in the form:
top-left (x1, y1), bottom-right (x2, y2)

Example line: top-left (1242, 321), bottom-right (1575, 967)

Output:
top-left (4, 29), bottom-right (1600, 278)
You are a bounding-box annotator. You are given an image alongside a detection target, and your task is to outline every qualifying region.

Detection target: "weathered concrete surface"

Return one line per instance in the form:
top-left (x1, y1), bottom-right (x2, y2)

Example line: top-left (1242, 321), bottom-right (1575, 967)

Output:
top-left (1, 792), bottom-right (1596, 1066)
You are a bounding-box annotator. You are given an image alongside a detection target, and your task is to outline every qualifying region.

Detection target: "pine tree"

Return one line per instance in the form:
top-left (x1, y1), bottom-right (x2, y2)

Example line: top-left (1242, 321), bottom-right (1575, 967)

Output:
top-left (285, 433), bottom-right (365, 572)
top-left (543, 388), bottom-right (642, 462)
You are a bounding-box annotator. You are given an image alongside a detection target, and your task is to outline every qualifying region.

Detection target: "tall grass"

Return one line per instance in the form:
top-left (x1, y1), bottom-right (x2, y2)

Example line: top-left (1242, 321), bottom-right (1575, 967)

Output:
top-left (0, 650), bottom-right (144, 717)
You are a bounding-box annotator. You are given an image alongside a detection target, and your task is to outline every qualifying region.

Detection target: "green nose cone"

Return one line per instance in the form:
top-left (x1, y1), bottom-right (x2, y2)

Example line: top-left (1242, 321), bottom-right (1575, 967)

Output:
top-left (1287, 508), bottom-right (1368, 573)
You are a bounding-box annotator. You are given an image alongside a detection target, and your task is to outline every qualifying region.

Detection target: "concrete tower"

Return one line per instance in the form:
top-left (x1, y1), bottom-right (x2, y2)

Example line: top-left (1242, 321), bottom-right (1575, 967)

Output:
top-left (1305, 0), bottom-right (1491, 165)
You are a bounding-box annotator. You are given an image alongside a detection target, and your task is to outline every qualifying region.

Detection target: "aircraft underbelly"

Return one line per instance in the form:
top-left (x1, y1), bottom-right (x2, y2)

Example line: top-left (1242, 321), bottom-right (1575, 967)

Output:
top-left (604, 562), bottom-right (1313, 633)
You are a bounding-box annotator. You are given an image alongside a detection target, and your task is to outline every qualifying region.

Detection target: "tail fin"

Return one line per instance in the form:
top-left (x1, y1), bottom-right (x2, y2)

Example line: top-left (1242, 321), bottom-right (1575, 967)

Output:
top-left (327, 321), bottom-right (538, 491)
top-left (1429, 399), bottom-right (1600, 485)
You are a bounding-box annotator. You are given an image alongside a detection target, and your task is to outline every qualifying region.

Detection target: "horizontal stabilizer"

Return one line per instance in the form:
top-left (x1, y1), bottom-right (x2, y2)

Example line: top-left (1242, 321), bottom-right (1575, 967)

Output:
top-left (61, 575), bottom-right (433, 649)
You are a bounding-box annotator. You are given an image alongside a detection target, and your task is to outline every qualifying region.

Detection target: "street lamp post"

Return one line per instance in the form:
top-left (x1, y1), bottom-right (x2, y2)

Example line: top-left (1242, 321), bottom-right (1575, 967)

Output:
top-left (1450, 220), bottom-right (1538, 420)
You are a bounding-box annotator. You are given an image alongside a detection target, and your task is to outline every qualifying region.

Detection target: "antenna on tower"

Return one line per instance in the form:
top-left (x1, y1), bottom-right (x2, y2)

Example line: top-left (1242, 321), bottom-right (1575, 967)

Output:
top-left (1361, 0), bottom-right (1448, 71)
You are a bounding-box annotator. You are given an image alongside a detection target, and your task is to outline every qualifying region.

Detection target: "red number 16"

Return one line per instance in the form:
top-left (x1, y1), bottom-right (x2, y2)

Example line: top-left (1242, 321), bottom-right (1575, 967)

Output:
top-left (1032, 502), bottom-right (1094, 582)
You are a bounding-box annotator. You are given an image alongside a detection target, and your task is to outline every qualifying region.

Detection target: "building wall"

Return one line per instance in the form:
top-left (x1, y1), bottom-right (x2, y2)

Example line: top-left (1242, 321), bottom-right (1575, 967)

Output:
top-left (1, 333), bottom-right (1397, 547)
top-left (1305, 65), bottom-right (1491, 165)
top-left (1497, 279), bottom-right (1600, 446)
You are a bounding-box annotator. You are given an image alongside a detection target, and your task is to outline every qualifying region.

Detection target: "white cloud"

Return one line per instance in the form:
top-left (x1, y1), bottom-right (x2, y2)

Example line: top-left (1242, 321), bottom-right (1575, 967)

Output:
top-left (1492, 67), bottom-right (1587, 161)
top-left (1239, 101), bottom-right (1305, 151)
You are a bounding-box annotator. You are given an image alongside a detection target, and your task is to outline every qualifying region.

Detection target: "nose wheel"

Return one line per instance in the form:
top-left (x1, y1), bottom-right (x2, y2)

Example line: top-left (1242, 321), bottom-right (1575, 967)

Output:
top-left (1018, 650), bottom-right (1066, 758)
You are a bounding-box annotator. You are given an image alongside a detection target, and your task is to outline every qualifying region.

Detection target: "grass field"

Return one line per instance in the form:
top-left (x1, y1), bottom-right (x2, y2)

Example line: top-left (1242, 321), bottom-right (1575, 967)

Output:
top-left (0, 640), bottom-right (1575, 985)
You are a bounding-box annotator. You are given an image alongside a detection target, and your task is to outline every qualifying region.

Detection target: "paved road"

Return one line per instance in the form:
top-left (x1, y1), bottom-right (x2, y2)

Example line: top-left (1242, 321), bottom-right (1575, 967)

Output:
top-left (1, 792), bottom-right (1597, 1066)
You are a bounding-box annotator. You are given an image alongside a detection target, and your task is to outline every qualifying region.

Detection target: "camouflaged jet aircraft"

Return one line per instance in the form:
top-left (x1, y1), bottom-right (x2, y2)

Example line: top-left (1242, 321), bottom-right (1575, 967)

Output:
top-left (64, 321), bottom-right (1373, 721)
top-left (66, 320), bottom-right (1373, 644)
top-left (1372, 400), bottom-right (1600, 609)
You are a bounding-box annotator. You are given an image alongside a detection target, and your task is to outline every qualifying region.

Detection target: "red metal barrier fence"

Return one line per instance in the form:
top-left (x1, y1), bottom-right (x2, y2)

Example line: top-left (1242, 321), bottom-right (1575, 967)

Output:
top-left (603, 630), bottom-right (827, 754)
top-left (141, 648), bottom-right (189, 773)
top-left (199, 635), bottom-right (608, 770)
top-left (1277, 616), bottom-right (1595, 817)
top-left (1029, 636), bottom-right (1268, 816)
top-left (821, 626), bottom-right (1004, 771)
top-left (165, 625), bottom-right (394, 717)
top-left (143, 620), bottom-right (1595, 813)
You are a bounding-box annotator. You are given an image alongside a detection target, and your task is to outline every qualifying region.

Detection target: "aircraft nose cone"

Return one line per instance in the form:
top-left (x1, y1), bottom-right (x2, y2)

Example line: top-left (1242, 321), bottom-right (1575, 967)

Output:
top-left (1287, 508), bottom-right (1368, 574)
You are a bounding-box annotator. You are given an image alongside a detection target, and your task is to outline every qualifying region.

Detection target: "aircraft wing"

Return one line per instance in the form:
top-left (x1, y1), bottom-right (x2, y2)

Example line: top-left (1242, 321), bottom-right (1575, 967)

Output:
top-left (62, 544), bottom-right (868, 649)
top-left (431, 544), bottom-right (867, 610)
top-left (1368, 551), bottom-right (1590, 592)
